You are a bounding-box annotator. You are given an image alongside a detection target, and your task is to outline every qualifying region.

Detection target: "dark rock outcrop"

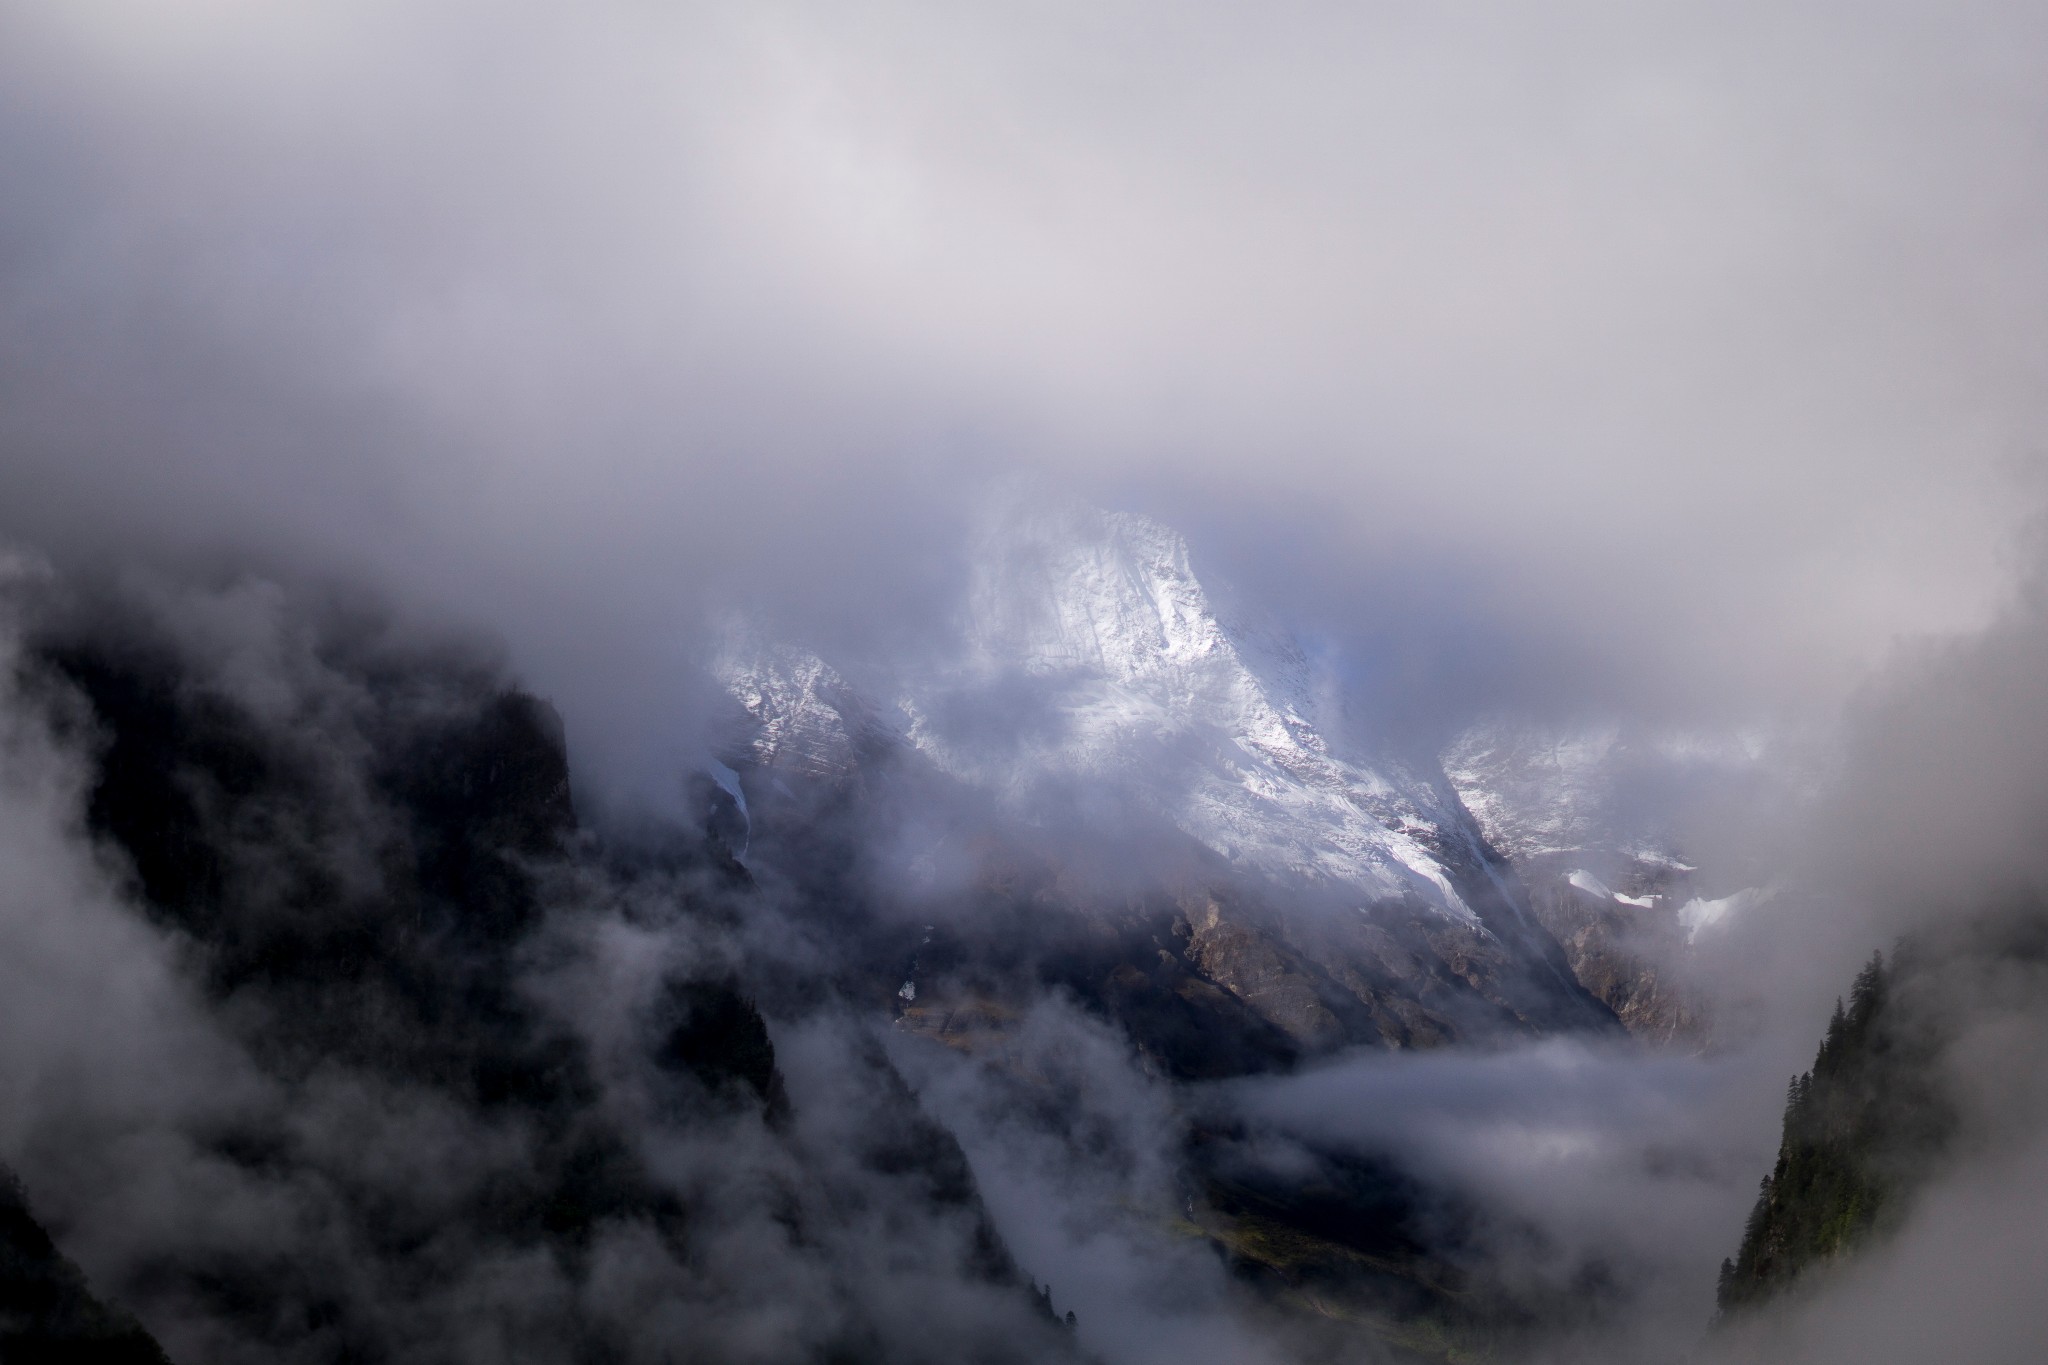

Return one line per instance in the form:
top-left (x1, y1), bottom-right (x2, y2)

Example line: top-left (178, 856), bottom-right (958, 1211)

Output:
top-left (7, 579), bottom-right (1074, 1365)
top-left (0, 1170), bottom-right (169, 1365)
top-left (1526, 877), bottom-right (1704, 1044)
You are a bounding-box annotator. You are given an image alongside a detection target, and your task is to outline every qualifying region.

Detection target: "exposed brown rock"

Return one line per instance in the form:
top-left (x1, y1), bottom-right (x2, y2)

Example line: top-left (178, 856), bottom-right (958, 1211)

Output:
top-left (1183, 897), bottom-right (1345, 1048)
top-left (1527, 880), bottom-right (1707, 1044)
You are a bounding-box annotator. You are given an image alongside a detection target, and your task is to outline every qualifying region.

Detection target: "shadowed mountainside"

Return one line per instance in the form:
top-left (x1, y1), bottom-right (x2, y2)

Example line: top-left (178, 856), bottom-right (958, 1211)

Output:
top-left (0, 1170), bottom-right (169, 1365)
top-left (4, 579), bottom-right (1075, 1365)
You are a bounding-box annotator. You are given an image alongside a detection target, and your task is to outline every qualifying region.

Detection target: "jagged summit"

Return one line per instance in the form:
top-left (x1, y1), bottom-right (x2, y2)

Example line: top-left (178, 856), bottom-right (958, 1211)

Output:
top-left (720, 497), bottom-right (1487, 924)
top-left (710, 497), bottom-right (1626, 1053)
top-left (716, 638), bottom-right (898, 782)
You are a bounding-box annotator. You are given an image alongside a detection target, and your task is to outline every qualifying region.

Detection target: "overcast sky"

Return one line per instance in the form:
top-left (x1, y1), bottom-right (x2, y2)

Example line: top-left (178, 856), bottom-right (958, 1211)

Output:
top-left (9, 10), bottom-right (2048, 1360)
top-left (3, 0), bottom-right (2044, 754)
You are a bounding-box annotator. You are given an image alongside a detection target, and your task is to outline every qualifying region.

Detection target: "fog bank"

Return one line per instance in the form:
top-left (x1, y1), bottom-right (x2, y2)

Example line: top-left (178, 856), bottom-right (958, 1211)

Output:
top-left (3, 0), bottom-right (2043, 773)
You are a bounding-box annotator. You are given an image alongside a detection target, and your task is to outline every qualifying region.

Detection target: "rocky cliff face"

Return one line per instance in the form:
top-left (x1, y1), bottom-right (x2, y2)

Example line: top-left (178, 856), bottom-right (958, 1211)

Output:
top-left (1524, 878), bottom-right (1705, 1043)
top-left (717, 499), bottom-right (1618, 1063)
top-left (1440, 719), bottom-right (1794, 1044)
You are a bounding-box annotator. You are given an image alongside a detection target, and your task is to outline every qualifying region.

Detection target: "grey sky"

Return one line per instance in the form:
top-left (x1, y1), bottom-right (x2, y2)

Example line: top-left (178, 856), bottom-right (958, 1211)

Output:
top-left (2, 0), bottom-right (2042, 763)
top-left (6, 9), bottom-right (2048, 1359)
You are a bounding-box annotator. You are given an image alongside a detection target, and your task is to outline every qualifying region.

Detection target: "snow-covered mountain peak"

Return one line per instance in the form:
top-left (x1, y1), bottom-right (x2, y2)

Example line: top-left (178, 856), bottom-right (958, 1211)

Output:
top-left (950, 498), bottom-right (1322, 745)
top-left (965, 501), bottom-right (1264, 685)
top-left (719, 497), bottom-right (1485, 925)
top-left (714, 638), bottom-right (894, 780)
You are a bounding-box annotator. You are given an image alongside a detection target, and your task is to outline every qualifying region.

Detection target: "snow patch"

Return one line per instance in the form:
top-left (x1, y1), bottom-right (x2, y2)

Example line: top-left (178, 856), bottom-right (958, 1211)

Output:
top-left (1677, 888), bottom-right (1765, 942)
top-left (705, 758), bottom-right (748, 820)
top-left (1567, 869), bottom-right (1615, 900)
top-left (1567, 868), bottom-right (1659, 907)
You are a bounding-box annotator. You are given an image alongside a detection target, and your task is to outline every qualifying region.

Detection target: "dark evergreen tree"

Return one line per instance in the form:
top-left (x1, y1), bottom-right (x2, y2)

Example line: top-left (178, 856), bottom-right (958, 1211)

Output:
top-left (1717, 949), bottom-right (1952, 1314)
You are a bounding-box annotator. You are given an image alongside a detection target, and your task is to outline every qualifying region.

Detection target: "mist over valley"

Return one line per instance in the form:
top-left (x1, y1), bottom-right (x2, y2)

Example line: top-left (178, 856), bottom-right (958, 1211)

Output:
top-left (3, 4), bottom-right (2048, 1362)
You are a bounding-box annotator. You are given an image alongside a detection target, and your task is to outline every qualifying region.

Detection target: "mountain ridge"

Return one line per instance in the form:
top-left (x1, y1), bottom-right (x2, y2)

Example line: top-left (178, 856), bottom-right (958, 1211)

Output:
top-left (715, 499), bottom-right (1619, 1056)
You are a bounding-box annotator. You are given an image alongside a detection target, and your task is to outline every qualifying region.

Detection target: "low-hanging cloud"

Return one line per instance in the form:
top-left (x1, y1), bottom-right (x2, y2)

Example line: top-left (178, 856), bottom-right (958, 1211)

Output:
top-left (6, 5), bottom-right (2048, 1363)
top-left (0, 561), bottom-right (1098, 1363)
top-left (2, 0), bottom-right (2044, 782)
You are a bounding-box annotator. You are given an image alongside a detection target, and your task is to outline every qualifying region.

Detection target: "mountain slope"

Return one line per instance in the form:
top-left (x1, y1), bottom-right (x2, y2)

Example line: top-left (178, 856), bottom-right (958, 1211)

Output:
top-left (718, 499), bottom-right (1616, 1057)
top-left (1440, 718), bottom-right (1800, 1043)
top-left (3, 573), bottom-right (1079, 1365)
top-left (908, 501), bottom-right (1498, 919)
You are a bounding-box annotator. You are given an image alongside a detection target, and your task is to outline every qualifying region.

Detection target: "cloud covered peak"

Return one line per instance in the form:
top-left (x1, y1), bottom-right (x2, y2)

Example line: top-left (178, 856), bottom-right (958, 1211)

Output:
top-left (726, 494), bottom-right (1494, 922)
